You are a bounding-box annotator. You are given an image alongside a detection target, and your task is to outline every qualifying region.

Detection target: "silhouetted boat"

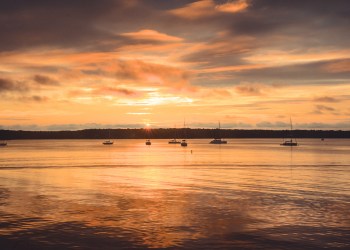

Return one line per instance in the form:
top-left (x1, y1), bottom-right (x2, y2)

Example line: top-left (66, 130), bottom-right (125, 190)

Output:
top-left (168, 126), bottom-right (181, 144)
top-left (280, 140), bottom-right (298, 146)
top-left (168, 139), bottom-right (181, 144)
top-left (210, 138), bottom-right (227, 144)
top-left (103, 140), bottom-right (114, 145)
top-left (103, 130), bottom-right (114, 145)
top-left (281, 118), bottom-right (298, 146)
top-left (180, 120), bottom-right (189, 147)
top-left (210, 122), bottom-right (227, 144)
top-left (0, 141), bottom-right (7, 146)
top-left (145, 139), bottom-right (151, 145)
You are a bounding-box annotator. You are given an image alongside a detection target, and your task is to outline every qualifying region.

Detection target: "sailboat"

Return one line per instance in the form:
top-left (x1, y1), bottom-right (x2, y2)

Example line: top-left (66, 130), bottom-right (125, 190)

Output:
top-left (103, 129), bottom-right (114, 145)
top-left (280, 118), bottom-right (298, 146)
top-left (103, 140), bottom-right (113, 145)
top-left (181, 120), bottom-right (188, 147)
top-left (168, 126), bottom-right (181, 144)
top-left (145, 124), bottom-right (152, 145)
top-left (180, 139), bottom-right (188, 147)
top-left (210, 122), bottom-right (227, 144)
top-left (168, 139), bottom-right (181, 144)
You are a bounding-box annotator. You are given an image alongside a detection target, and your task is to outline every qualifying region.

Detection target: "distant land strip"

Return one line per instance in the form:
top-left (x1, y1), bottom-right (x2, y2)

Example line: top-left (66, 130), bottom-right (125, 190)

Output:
top-left (1, 129), bottom-right (350, 140)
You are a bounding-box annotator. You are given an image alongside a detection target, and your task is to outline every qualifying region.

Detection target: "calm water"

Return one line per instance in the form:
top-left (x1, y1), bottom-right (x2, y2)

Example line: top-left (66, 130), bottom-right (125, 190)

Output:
top-left (0, 139), bottom-right (349, 249)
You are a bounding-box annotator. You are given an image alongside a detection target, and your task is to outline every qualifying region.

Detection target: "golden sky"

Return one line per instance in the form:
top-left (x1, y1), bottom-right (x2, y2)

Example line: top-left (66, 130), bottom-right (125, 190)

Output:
top-left (1, 0), bottom-right (350, 130)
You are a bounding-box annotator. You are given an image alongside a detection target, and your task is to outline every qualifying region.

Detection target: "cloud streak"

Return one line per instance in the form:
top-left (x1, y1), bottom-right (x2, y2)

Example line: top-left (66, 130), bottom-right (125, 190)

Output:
top-left (33, 75), bottom-right (59, 86)
top-left (121, 29), bottom-right (183, 43)
top-left (0, 78), bottom-right (28, 92)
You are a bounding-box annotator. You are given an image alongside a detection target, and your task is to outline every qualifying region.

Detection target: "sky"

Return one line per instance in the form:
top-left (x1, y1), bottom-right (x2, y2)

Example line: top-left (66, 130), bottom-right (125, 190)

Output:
top-left (1, 0), bottom-right (350, 130)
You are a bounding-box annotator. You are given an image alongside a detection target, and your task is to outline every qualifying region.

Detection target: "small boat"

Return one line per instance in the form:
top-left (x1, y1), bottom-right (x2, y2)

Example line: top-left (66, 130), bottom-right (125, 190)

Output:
top-left (168, 126), bottom-right (181, 144)
top-left (210, 122), bottom-right (227, 144)
top-left (168, 139), bottom-right (181, 144)
top-left (210, 138), bottom-right (227, 144)
top-left (281, 118), bottom-right (298, 146)
top-left (103, 140), bottom-right (114, 145)
top-left (280, 140), bottom-right (298, 146)
top-left (180, 120), bottom-right (189, 147)
top-left (145, 139), bottom-right (151, 145)
top-left (103, 129), bottom-right (114, 145)
top-left (0, 141), bottom-right (7, 146)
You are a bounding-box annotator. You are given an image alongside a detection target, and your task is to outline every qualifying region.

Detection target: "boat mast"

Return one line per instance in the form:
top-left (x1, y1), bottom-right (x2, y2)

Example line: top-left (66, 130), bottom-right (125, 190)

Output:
top-left (290, 117), bottom-right (292, 141)
top-left (183, 119), bottom-right (186, 138)
top-left (290, 117), bottom-right (297, 144)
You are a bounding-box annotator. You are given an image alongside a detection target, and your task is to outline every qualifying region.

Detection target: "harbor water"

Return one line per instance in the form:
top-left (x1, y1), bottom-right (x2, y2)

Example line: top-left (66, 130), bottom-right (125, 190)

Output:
top-left (0, 139), bottom-right (349, 249)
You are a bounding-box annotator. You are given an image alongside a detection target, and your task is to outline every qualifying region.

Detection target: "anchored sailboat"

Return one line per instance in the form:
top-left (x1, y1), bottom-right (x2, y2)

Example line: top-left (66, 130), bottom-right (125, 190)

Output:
top-left (180, 139), bottom-right (188, 147)
top-left (210, 122), bottom-right (227, 144)
top-left (168, 126), bottom-right (181, 144)
top-left (281, 118), bottom-right (298, 146)
top-left (168, 139), bottom-right (181, 144)
top-left (181, 120), bottom-right (188, 147)
top-left (103, 129), bottom-right (114, 145)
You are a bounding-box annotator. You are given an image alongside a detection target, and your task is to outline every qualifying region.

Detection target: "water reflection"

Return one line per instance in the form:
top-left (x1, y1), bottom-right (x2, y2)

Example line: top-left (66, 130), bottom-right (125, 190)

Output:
top-left (0, 139), bottom-right (350, 249)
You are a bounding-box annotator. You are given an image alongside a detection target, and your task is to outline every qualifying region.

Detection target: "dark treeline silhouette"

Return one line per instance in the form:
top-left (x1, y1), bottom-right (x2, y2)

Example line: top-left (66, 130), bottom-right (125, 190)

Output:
top-left (1, 128), bottom-right (349, 140)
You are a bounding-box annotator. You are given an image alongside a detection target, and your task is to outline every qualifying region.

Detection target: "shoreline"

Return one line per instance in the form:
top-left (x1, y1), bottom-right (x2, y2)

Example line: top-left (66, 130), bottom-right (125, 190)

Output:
top-left (1, 128), bottom-right (350, 140)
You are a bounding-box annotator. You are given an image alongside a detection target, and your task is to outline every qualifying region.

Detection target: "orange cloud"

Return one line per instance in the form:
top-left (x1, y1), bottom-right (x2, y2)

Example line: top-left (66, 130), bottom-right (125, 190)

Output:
top-left (313, 96), bottom-right (339, 103)
top-left (244, 50), bottom-right (350, 66)
top-left (170, 0), bottom-right (249, 19)
top-left (112, 60), bottom-right (196, 92)
top-left (94, 86), bottom-right (140, 97)
top-left (121, 29), bottom-right (183, 43)
top-left (235, 83), bottom-right (270, 96)
top-left (197, 64), bottom-right (265, 74)
top-left (199, 88), bottom-right (232, 98)
top-left (33, 75), bottom-right (59, 86)
top-left (170, 0), bottom-right (215, 20)
top-left (215, 0), bottom-right (249, 13)
top-left (0, 78), bottom-right (30, 93)
top-left (324, 59), bottom-right (350, 73)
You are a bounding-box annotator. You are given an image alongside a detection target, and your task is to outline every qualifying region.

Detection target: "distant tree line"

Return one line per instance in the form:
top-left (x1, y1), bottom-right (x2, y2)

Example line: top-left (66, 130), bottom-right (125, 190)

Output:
top-left (1, 128), bottom-right (349, 140)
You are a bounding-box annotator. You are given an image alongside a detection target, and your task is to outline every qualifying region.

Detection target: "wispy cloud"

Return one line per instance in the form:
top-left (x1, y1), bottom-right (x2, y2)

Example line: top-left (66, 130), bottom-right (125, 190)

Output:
top-left (0, 78), bottom-right (28, 92)
top-left (170, 0), bottom-right (217, 20)
top-left (170, 0), bottom-right (250, 20)
top-left (113, 59), bottom-right (195, 92)
top-left (313, 96), bottom-right (339, 103)
top-left (33, 75), bottom-right (59, 86)
top-left (22, 95), bottom-right (49, 102)
top-left (324, 59), bottom-right (350, 73)
top-left (216, 0), bottom-right (250, 13)
top-left (235, 83), bottom-right (271, 96)
top-left (121, 29), bottom-right (183, 43)
top-left (256, 121), bottom-right (289, 129)
top-left (315, 105), bottom-right (335, 112)
top-left (0, 123), bottom-right (148, 131)
top-left (93, 86), bottom-right (139, 97)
